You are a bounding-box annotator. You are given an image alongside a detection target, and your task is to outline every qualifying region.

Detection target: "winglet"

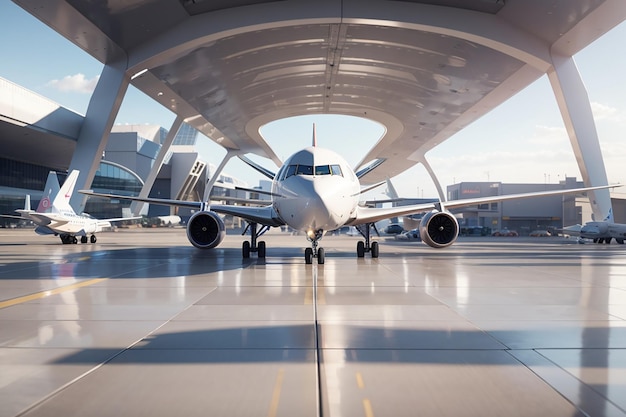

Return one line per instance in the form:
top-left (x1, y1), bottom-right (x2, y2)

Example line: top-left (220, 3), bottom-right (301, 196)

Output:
top-left (312, 123), bottom-right (317, 147)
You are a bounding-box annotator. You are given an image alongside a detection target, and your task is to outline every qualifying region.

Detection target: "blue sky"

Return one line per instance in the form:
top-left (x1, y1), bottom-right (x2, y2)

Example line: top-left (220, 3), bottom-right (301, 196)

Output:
top-left (1, 2), bottom-right (625, 198)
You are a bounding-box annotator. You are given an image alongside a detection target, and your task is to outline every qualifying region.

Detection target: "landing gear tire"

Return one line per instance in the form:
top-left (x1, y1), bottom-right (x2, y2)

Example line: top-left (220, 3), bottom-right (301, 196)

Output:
top-left (81, 236), bottom-right (88, 244)
top-left (357, 241), bottom-right (365, 258)
top-left (258, 241), bottom-right (266, 258)
top-left (617, 239), bottom-right (624, 244)
top-left (305, 247), bottom-right (313, 264)
top-left (90, 235), bottom-right (97, 243)
top-left (242, 241), bottom-right (251, 258)
top-left (72, 236), bottom-right (78, 244)
top-left (317, 247), bottom-right (325, 264)
top-left (371, 241), bottom-right (379, 258)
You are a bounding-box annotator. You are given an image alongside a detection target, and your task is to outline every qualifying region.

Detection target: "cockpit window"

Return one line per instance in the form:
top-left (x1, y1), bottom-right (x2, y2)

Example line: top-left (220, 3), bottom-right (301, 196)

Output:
top-left (285, 164), bottom-right (297, 179)
top-left (315, 165), bottom-right (331, 175)
top-left (282, 163), bottom-right (345, 179)
top-left (276, 164), bottom-right (286, 180)
top-left (296, 165), bottom-right (313, 175)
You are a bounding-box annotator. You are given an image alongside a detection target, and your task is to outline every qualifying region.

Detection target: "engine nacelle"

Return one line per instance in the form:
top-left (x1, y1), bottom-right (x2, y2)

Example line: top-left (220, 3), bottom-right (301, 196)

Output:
top-left (186, 211), bottom-right (225, 249)
top-left (419, 210), bottom-right (459, 248)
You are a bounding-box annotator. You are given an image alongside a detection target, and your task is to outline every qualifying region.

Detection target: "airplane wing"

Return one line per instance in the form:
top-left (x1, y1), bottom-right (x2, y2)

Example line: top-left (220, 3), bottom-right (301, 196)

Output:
top-left (558, 224), bottom-right (582, 236)
top-left (348, 184), bottom-right (618, 226)
top-left (79, 191), bottom-right (285, 228)
top-left (97, 216), bottom-right (142, 224)
top-left (210, 204), bottom-right (284, 227)
top-left (0, 214), bottom-right (30, 220)
top-left (209, 195), bottom-right (271, 206)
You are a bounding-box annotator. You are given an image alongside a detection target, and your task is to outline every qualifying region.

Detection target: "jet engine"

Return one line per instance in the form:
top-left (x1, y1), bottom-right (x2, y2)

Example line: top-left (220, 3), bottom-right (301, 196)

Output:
top-left (419, 210), bottom-right (459, 248)
top-left (186, 211), bottom-right (225, 249)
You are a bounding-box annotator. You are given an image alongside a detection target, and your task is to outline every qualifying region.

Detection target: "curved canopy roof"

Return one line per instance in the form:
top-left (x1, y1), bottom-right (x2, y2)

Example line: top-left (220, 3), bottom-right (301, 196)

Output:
top-left (13, 0), bottom-right (626, 183)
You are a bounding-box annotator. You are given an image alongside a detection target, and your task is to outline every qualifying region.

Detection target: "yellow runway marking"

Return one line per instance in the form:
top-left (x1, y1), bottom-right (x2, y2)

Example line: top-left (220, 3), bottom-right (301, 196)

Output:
top-left (0, 278), bottom-right (107, 309)
top-left (267, 368), bottom-right (285, 417)
top-left (363, 399), bottom-right (375, 417)
top-left (357, 372), bottom-right (374, 417)
top-left (356, 372), bottom-right (365, 389)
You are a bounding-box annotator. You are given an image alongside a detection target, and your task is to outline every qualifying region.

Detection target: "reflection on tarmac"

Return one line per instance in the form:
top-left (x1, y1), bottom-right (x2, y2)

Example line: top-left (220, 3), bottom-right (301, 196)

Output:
top-left (1, 229), bottom-right (626, 416)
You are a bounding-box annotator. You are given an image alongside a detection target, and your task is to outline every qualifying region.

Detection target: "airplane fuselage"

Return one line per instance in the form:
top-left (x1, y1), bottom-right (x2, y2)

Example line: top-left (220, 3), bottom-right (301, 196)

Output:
top-left (30, 211), bottom-right (108, 235)
top-left (580, 221), bottom-right (626, 243)
top-left (272, 146), bottom-right (360, 235)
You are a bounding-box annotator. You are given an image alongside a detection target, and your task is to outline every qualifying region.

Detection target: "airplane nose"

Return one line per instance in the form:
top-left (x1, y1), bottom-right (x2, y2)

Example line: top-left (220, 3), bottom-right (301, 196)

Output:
top-left (284, 178), bottom-right (333, 231)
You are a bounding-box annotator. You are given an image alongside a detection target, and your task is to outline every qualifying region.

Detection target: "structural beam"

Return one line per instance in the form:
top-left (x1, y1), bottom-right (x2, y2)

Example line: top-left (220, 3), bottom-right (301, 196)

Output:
top-left (131, 116), bottom-right (184, 215)
top-left (419, 155), bottom-right (446, 203)
top-left (69, 60), bottom-right (129, 212)
top-left (547, 53), bottom-right (613, 222)
top-left (203, 150), bottom-right (239, 203)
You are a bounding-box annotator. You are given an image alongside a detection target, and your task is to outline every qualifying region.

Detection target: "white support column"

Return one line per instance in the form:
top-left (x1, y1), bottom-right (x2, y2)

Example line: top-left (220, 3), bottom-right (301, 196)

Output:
top-left (203, 150), bottom-right (239, 202)
top-left (69, 60), bottom-right (129, 212)
top-left (418, 156), bottom-right (446, 203)
top-left (548, 53), bottom-right (613, 222)
top-left (131, 116), bottom-right (184, 215)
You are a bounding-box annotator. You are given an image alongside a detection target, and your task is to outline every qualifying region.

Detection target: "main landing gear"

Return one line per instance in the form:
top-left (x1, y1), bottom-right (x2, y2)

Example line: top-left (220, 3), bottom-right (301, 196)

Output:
top-left (355, 223), bottom-right (379, 259)
top-left (305, 229), bottom-right (325, 265)
top-left (593, 238), bottom-right (624, 244)
top-left (241, 222), bottom-right (269, 259)
top-left (60, 234), bottom-right (97, 244)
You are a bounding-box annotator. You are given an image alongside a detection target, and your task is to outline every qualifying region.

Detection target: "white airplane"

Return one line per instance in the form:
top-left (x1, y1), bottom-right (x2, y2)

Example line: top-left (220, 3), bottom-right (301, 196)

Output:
top-left (564, 209), bottom-right (626, 244)
top-left (6, 170), bottom-right (139, 244)
top-left (80, 126), bottom-right (619, 264)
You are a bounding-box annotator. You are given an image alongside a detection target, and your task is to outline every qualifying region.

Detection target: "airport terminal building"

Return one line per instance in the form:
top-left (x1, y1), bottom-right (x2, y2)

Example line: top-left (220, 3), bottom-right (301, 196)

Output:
top-left (0, 77), bottom-right (250, 225)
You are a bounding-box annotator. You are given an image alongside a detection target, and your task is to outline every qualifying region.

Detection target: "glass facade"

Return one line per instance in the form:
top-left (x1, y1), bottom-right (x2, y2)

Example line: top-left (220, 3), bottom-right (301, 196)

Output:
top-left (84, 161), bottom-right (144, 219)
top-left (173, 123), bottom-right (199, 146)
top-left (93, 162), bottom-right (143, 196)
top-left (0, 158), bottom-right (57, 226)
top-left (0, 157), bottom-right (55, 191)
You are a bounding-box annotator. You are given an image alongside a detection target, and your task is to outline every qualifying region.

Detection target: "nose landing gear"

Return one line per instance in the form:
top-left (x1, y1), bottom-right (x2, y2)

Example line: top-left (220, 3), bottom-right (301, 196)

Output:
top-left (305, 229), bottom-right (325, 264)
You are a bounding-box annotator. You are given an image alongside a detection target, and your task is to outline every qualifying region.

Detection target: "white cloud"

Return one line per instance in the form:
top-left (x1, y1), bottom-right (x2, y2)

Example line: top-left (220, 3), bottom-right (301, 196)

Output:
top-left (591, 101), bottom-right (625, 122)
top-left (46, 73), bottom-right (99, 94)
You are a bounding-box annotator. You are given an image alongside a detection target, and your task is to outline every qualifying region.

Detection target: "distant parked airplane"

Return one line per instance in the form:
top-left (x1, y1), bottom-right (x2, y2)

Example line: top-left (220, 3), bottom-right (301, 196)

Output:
top-left (564, 209), bottom-right (626, 244)
top-left (4, 170), bottom-right (139, 244)
top-left (80, 125), bottom-right (619, 263)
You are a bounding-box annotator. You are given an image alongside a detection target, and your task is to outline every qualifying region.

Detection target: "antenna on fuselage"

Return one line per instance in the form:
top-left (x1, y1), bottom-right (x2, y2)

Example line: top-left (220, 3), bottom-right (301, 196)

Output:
top-left (312, 123), bottom-right (317, 147)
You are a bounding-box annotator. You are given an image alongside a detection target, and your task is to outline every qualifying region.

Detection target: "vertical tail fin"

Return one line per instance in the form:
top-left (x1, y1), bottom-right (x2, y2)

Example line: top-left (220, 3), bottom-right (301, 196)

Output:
top-left (51, 170), bottom-right (79, 214)
top-left (385, 178), bottom-right (400, 200)
top-left (16, 195), bottom-right (33, 216)
top-left (36, 171), bottom-right (61, 213)
top-left (312, 123), bottom-right (317, 147)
